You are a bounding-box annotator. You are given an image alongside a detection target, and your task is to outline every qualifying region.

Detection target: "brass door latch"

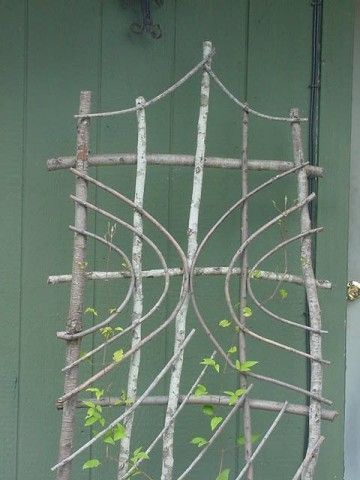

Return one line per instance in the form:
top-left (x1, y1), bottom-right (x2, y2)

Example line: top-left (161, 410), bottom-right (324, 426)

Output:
top-left (347, 281), bottom-right (360, 301)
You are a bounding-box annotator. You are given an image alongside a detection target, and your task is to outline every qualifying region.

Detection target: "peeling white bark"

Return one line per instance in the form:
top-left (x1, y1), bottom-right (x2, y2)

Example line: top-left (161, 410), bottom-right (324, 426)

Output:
top-left (161, 41), bottom-right (212, 480)
top-left (117, 97), bottom-right (147, 478)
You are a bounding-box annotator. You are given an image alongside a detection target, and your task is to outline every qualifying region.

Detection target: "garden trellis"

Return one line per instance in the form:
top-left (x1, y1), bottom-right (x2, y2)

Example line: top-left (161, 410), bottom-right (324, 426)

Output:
top-left (48, 41), bottom-right (335, 480)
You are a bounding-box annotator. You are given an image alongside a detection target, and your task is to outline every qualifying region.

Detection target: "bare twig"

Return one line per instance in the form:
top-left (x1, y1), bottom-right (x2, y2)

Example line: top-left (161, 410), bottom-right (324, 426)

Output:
top-left (74, 50), bottom-right (215, 119)
top-left (47, 153), bottom-right (323, 177)
top-left (207, 68), bottom-right (308, 122)
top-left (238, 109), bottom-right (253, 480)
top-left (247, 229), bottom-right (328, 334)
top-left (57, 208), bottom-right (169, 341)
top-left (58, 227), bottom-right (135, 344)
top-left (224, 196), bottom-right (330, 365)
top-left (291, 436), bottom-right (325, 480)
top-left (51, 330), bottom-right (195, 472)
top-left (234, 402), bottom-right (288, 480)
top-left (118, 353), bottom-right (217, 480)
top-left (61, 395), bottom-right (337, 421)
top-left (175, 384), bottom-right (254, 480)
top-left (48, 266), bottom-right (331, 289)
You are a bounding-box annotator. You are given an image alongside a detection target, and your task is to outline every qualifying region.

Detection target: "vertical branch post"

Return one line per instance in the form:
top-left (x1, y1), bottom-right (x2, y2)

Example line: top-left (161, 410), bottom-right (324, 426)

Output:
top-left (238, 108), bottom-right (253, 479)
top-left (118, 97), bottom-right (147, 478)
top-left (56, 90), bottom-right (91, 480)
top-left (291, 108), bottom-right (323, 480)
top-left (161, 41), bottom-right (212, 480)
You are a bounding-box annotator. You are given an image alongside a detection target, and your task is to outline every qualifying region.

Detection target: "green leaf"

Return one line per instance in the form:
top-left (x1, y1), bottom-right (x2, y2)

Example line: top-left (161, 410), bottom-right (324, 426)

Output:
top-left (100, 326), bottom-right (113, 339)
top-left (86, 387), bottom-right (104, 400)
top-left (218, 319), bottom-right (231, 328)
top-left (235, 388), bottom-right (246, 397)
top-left (235, 360), bottom-right (258, 372)
top-left (194, 384), bottom-right (208, 397)
top-left (103, 432), bottom-right (116, 445)
top-left (84, 307), bottom-right (98, 316)
top-left (190, 437), bottom-right (208, 447)
top-left (243, 306), bottom-right (253, 318)
top-left (84, 416), bottom-right (98, 427)
top-left (240, 360), bottom-right (258, 372)
top-left (200, 358), bottom-right (220, 373)
top-left (227, 346), bottom-right (237, 354)
top-left (114, 326), bottom-right (124, 332)
top-left (210, 416), bottom-right (223, 431)
top-left (82, 401), bottom-right (95, 408)
top-left (83, 459), bottom-right (101, 470)
top-left (202, 405), bottom-right (214, 416)
top-left (130, 447), bottom-right (149, 464)
top-left (113, 349), bottom-right (124, 363)
top-left (113, 423), bottom-right (126, 441)
top-left (250, 269), bottom-right (262, 279)
top-left (279, 288), bottom-right (288, 299)
top-left (216, 469), bottom-right (230, 480)
top-left (109, 307), bottom-right (117, 314)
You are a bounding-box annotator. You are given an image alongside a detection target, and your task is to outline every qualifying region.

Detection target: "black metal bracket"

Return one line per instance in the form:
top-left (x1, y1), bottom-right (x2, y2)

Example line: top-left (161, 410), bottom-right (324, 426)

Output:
top-left (130, 0), bottom-right (162, 39)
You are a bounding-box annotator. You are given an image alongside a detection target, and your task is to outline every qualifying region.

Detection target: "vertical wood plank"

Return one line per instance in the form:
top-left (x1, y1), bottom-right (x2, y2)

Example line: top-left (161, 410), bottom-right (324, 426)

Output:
top-left (0, 0), bottom-right (26, 478)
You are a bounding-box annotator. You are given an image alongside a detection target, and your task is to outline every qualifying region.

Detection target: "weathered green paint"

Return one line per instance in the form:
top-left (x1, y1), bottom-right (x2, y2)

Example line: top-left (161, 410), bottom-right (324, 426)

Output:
top-left (0, 1), bottom-right (355, 479)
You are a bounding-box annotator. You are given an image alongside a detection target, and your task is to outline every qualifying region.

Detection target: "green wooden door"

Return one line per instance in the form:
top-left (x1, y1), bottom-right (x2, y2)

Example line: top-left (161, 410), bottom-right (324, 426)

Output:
top-left (0, 1), bottom-right (354, 479)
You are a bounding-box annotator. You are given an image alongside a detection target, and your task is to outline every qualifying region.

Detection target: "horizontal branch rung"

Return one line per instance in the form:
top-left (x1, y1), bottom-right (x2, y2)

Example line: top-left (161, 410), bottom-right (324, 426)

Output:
top-left (57, 395), bottom-right (337, 421)
top-left (47, 153), bottom-right (323, 177)
top-left (48, 266), bottom-right (332, 289)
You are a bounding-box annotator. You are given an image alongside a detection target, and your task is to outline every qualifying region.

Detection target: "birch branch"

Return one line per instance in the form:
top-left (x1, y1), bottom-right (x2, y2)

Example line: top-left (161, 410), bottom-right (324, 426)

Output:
top-left (60, 396), bottom-right (337, 421)
top-left (234, 402), bottom-right (289, 480)
top-left (238, 108), bottom-right (253, 480)
top-left (47, 153), bottom-right (323, 177)
top-left (161, 40), bottom-right (212, 480)
top-left (56, 91), bottom-right (91, 480)
top-left (51, 330), bottom-right (195, 472)
top-left (207, 68), bottom-right (308, 122)
top-left (291, 109), bottom-right (323, 480)
top-left (175, 384), bottom-right (254, 480)
top-left (291, 436), bottom-right (325, 480)
top-left (117, 97), bottom-right (147, 478)
top-left (48, 266), bottom-right (332, 289)
top-left (118, 353), bottom-right (216, 480)
top-left (73, 49), bottom-right (214, 118)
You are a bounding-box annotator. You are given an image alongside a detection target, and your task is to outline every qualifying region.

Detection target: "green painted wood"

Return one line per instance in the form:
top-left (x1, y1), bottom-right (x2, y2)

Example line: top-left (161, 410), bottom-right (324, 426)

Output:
top-left (244, 2), bottom-right (313, 477)
top-left (316, 1), bottom-right (355, 479)
top-left (0, 1), bottom-right (26, 479)
top-left (15, 1), bottom-right (102, 478)
top-left (0, 1), bottom-right (355, 479)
